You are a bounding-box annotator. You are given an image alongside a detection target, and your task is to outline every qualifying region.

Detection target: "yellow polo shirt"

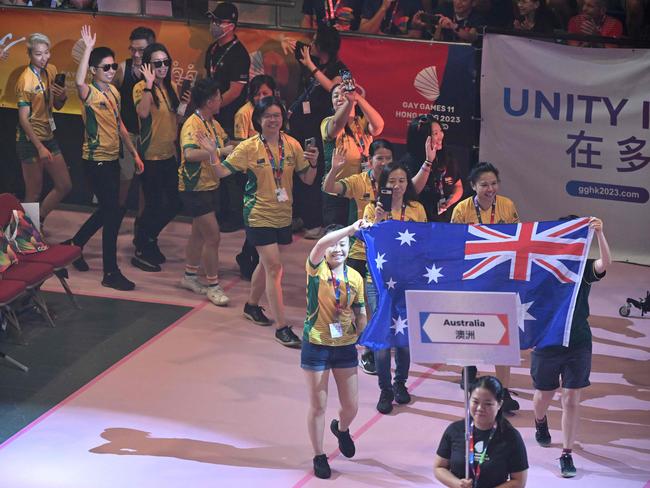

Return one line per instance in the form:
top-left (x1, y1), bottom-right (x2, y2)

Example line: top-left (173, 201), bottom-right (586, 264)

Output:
top-left (234, 101), bottom-right (256, 140)
top-left (303, 258), bottom-right (365, 346)
top-left (451, 195), bottom-right (520, 224)
top-left (179, 112), bottom-right (228, 192)
top-left (321, 115), bottom-right (372, 180)
top-left (223, 133), bottom-right (309, 228)
top-left (15, 64), bottom-right (58, 142)
top-left (133, 80), bottom-right (178, 161)
top-left (81, 82), bottom-right (122, 161)
top-left (336, 170), bottom-right (376, 261)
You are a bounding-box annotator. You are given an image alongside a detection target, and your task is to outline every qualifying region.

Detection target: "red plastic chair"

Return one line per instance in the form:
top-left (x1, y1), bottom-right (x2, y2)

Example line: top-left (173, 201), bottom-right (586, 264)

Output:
top-left (0, 193), bottom-right (82, 309)
top-left (0, 279), bottom-right (29, 371)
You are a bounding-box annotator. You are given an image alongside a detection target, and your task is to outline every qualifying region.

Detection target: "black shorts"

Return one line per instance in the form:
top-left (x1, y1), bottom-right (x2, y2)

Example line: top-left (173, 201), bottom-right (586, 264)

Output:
top-left (531, 343), bottom-right (592, 390)
top-left (245, 225), bottom-right (292, 246)
top-left (346, 257), bottom-right (367, 277)
top-left (179, 190), bottom-right (218, 218)
top-left (17, 137), bottom-right (61, 163)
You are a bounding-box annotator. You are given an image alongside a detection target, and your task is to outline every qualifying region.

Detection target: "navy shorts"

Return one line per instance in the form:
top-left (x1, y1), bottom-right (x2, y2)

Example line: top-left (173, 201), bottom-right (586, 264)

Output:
top-left (245, 225), bottom-right (292, 247)
top-left (180, 190), bottom-right (218, 218)
top-left (17, 138), bottom-right (61, 163)
top-left (531, 343), bottom-right (592, 390)
top-left (301, 341), bottom-right (359, 371)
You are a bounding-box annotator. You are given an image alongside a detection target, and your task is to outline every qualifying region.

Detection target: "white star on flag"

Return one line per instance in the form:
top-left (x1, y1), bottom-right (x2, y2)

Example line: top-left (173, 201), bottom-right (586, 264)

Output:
top-left (396, 229), bottom-right (416, 246)
top-left (391, 315), bottom-right (408, 335)
top-left (423, 263), bottom-right (444, 284)
top-left (516, 294), bottom-right (536, 331)
top-left (375, 252), bottom-right (387, 270)
top-left (386, 277), bottom-right (397, 289)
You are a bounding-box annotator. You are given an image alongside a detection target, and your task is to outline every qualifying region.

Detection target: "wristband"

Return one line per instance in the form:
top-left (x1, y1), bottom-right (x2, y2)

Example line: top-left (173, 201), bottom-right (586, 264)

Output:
top-left (143, 87), bottom-right (153, 93)
top-left (423, 160), bottom-right (432, 167)
top-left (310, 67), bottom-right (319, 76)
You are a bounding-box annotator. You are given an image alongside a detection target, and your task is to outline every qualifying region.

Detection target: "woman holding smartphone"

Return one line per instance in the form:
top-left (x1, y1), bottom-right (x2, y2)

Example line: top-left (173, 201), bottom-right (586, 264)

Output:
top-left (362, 162), bottom-right (427, 414)
top-left (15, 33), bottom-right (71, 228)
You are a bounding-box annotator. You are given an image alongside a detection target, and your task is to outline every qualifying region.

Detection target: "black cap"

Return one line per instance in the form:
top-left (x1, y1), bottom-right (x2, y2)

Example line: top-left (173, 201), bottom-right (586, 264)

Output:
top-left (207, 2), bottom-right (239, 24)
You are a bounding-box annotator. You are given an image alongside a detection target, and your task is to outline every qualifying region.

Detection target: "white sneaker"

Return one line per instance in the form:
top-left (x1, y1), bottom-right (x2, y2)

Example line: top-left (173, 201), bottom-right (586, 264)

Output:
top-left (207, 284), bottom-right (229, 306)
top-left (179, 276), bottom-right (208, 295)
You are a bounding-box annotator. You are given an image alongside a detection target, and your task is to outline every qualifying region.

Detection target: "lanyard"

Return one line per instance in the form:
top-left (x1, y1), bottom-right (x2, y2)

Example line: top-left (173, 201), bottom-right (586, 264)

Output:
top-left (260, 134), bottom-right (285, 188)
top-left (194, 110), bottom-right (221, 145)
top-left (469, 421), bottom-right (497, 488)
top-left (473, 197), bottom-right (495, 224)
top-left (325, 0), bottom-right (342, 20)
top-left (389, 204), bottom-right (407, 222)
top-left (329, 265), bottom-right (350, 317)
top-left (93, 82), bottom-right (121, 124)
top-left (348, 117), bottom-right (368, 160)
top-left (368, 170), bottom-right (378, 201)
top-left (29, 65), bottom-right (50, 109)
top-left (209, 39), bottom-right (239, 78)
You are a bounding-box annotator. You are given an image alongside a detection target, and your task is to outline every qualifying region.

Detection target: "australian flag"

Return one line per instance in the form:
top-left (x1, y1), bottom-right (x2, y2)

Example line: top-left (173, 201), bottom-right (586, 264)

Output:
top-left (359, 218), bottom-right (593, 350)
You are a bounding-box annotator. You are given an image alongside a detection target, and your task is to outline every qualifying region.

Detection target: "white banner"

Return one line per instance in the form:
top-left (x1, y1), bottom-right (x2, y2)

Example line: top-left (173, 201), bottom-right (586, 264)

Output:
top-left (480, 34), bottom-right (650, 265)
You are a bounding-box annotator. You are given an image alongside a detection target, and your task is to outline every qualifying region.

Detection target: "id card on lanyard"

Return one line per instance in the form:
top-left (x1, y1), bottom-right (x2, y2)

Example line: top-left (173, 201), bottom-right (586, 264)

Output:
top-left (260, 134), bottom-right (289, 202)
top-left (329, 265), bottom-right (350, 338)
top-left (31, 65), bottom-right (55, 131)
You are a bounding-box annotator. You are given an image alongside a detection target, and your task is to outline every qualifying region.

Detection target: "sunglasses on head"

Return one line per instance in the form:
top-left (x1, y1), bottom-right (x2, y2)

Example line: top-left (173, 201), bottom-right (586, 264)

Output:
top-left (97, 63), bottom-right (118, 72)
top-left (152, 59), bottom-right (171, 68)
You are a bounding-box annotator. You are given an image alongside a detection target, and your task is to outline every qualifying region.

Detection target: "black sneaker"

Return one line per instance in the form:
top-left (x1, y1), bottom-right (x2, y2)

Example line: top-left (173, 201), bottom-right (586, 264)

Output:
top-left (313, 454), bottom-right (331, 479)
top-left (330, 419), bottom-right (355, 458)
top-left (377, 389), bottom-right (394, 414)
top-left (535, 416), bottom-right (552, 447)
top-left (502, 388), bottom-right (520, 413)
top-left (62, 239), bottom-right (90, 272)
top-left (559, 452), bottom-right (577, 478)
top-left (275, 326), bottom-right (301, 348)
top-left (460, 366), bottom-right (478, 389)
top-left (131, 250), bottom-right (161, 272)
top-left (393, 382), bottom-right (411, 405)
top-left (102, 270), bottom-right (135, 291)
top-left (359, 350), bottom-right (377, 375)
top-left (243, 303), bottom-right (272, 326)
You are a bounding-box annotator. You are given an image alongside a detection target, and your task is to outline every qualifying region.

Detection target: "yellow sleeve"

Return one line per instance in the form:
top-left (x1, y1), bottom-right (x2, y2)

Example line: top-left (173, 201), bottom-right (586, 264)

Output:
top-left (223, 138), bottom-right (251, 173)
top-left (83, 84), bottom-right (97, 106)
top-left (133, 80), bottom-right (144, 107)
top-left (363, 202), bottom-right (377, 223)
top-left (321, 116), bottom-right (332, 141)
top-left (510, 200), bottom-right (520, 223)
top-left (306, 257), bottom-right (322, 277)
top-left (451, 198), bottom-right (470, 223)
top-left (234, 106), bottom-right (247, 140)
top-left (416, 203), bottom-right (428, 223)
top-left (15, 72), bottom-right (30, 107)
top-left (110, 84), bottom-right (121, 111)
top-left (290, 135), bottom-right (309, 173)
top-left (340, 174), bottom-right (362, 199)
top-left (350, 269), bottom-right (365, 306)
top-left (180, 117), bottom-right (199, 151)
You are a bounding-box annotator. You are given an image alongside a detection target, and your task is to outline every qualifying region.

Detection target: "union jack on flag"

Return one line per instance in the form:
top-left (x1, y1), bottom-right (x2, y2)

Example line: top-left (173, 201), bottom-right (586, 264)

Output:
top-left (358, 219), bottom-right (593, 351)
top-left (463, 218), bottom-right (590, 283)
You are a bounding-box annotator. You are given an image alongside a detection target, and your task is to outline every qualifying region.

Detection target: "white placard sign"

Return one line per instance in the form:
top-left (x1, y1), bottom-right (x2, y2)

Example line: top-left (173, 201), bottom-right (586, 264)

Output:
top-left (406, 290), bottom-right (520, 367)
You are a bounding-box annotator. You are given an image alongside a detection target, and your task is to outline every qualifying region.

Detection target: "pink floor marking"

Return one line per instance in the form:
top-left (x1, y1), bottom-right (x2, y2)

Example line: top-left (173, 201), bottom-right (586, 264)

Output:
top-left (0, 275), bottom-right (242, 451)
top-left (290, 364), bottom-right (441, 488)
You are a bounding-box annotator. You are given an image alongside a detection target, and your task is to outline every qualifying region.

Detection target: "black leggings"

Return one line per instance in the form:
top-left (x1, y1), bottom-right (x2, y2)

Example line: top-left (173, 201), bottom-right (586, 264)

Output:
top-left (135, 156), bottom-right (181, 248)
top-left (72, 159), bottom-right (124, 273)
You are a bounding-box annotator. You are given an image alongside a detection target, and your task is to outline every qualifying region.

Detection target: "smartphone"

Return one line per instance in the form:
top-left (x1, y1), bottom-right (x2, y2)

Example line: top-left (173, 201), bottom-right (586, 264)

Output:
top-left (294, 40), bottom-right (307, 62)
top-left (180, 78), bottom-right (192, 98)
top-left (339, 70), bottom-right (355, 92)
top-left (378, 187), bottom-right (393, 211)
top-left (304, 137), bottom-right (316, 149)
top-left (419, 12), bottom-right (440, 29)
top-left (54, 73), bottom-right (66, 87)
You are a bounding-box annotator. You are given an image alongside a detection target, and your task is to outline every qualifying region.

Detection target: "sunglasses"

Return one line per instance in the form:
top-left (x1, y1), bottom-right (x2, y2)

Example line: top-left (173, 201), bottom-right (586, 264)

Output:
top-left (97, 63), bottom-right (118, 72)
top-left (152, 59), bottom-right (171, 68)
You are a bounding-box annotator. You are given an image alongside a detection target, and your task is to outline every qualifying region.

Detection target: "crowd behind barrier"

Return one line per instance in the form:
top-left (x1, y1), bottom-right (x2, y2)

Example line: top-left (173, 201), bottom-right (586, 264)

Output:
top-left (1, 0), bottom-right (649, 41)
